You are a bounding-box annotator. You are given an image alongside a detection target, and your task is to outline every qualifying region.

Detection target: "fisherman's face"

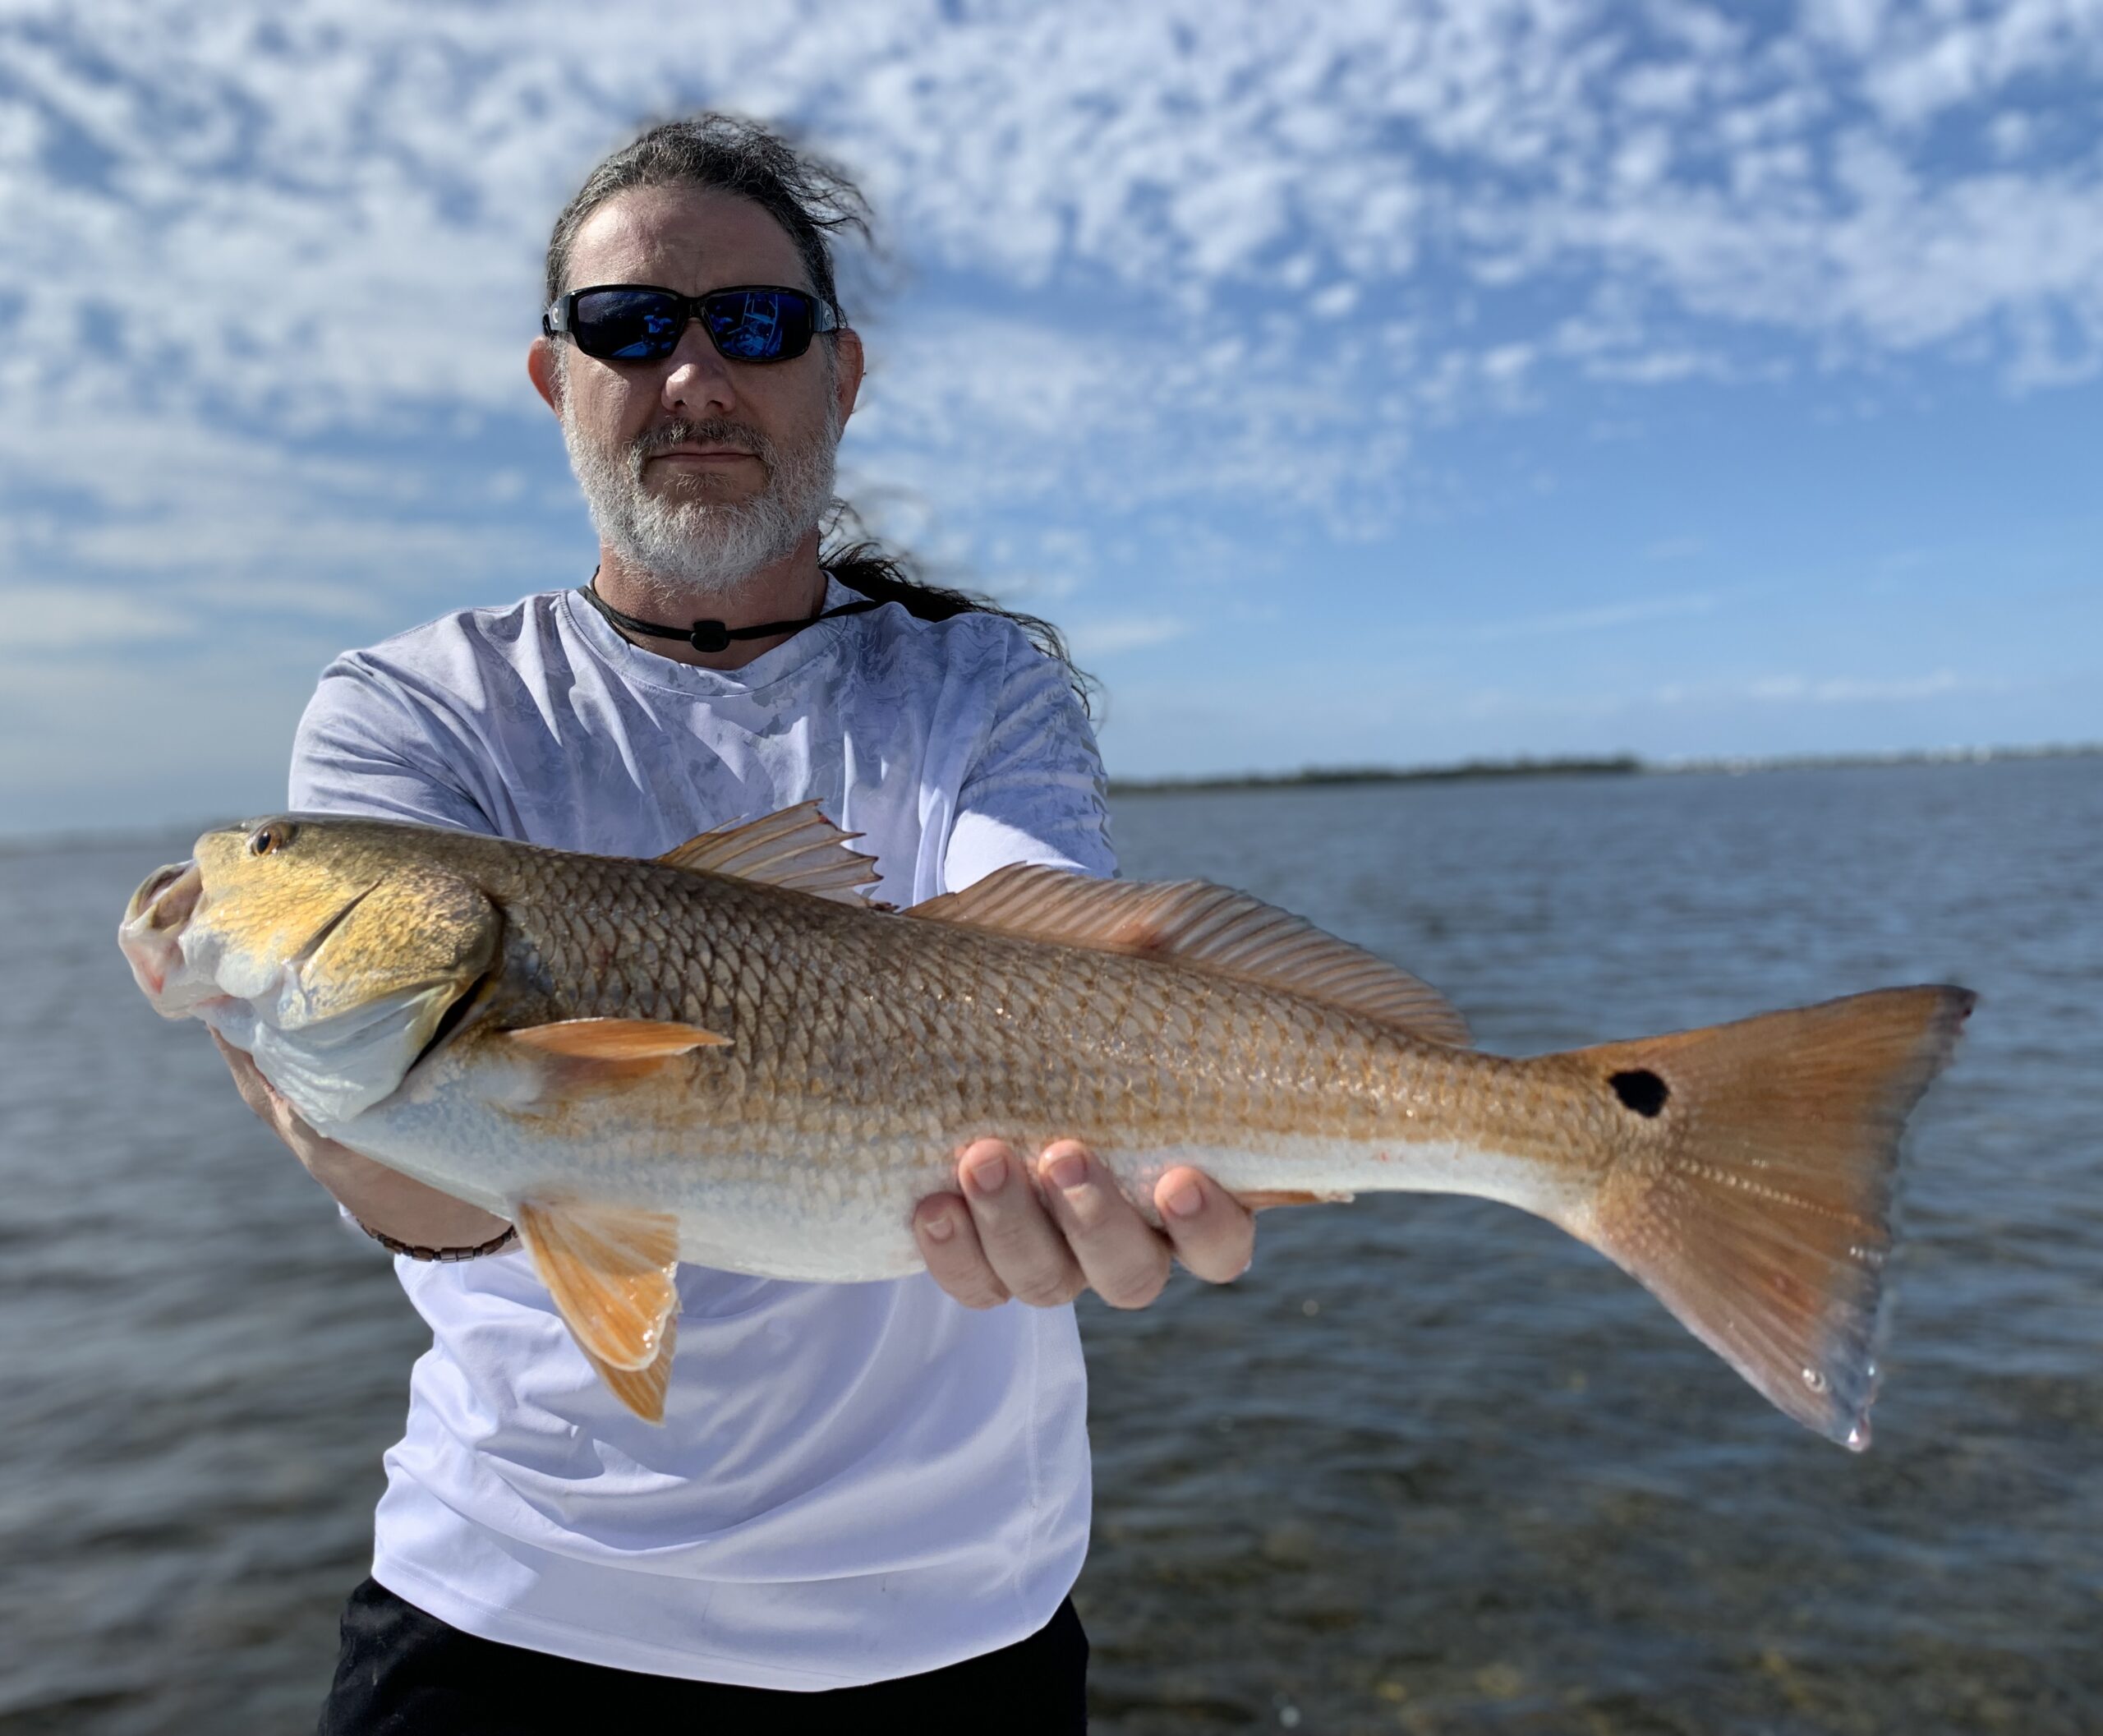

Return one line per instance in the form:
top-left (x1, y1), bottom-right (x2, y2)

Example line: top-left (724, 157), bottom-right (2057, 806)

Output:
top-left (532, 183), bottom-right (863, 596)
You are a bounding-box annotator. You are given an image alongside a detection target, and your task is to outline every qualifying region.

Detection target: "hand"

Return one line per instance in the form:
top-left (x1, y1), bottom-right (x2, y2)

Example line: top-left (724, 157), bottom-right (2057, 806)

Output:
top-left (912, 1139), bottom-right (1254, 1310)
top-left (210, 1031), bottom-right (511, 1250)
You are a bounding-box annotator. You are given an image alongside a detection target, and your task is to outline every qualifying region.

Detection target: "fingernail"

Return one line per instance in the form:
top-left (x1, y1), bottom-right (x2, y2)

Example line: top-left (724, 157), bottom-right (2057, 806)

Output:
top-left (1045, 1149), bottom-right (1088, 1192)
top-left (923, 1212), bottom-right (956, 1244)
top-left (966, 1152), bottom-right (1008, 1195)
top-left (1162, 1177), bottom-right (1204, 1219)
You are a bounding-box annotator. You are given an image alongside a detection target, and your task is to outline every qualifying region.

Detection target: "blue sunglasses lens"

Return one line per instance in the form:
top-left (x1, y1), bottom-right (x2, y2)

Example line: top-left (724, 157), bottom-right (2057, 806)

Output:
top-left (571, 289), bottom-right (682, 361)
top-left (704, 290), bottom-right (810, 361)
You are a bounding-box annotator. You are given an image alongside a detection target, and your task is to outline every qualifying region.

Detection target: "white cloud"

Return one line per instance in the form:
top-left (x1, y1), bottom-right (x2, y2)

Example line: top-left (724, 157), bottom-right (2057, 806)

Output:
top-left (1429, 591), bottom-right (1724, 644)
top-left (1742, 670), bottom-right (1984, 705)
top-left (1065, 615), bottom-right (1192, 658)
top-left (1648, 670), bottom-right (2001, 708)
top-left (1, 0), bottom-right (2099, 825)
top-left (5, 0), bottom-right (2100, 479)
top-left (0, 588), bottom-right (198, 653)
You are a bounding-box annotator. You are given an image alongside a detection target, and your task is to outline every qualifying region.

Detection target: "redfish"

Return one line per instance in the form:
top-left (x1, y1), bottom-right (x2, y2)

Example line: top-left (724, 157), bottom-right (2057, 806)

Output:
top-left (119, 804), bottom-right (1970, 1443)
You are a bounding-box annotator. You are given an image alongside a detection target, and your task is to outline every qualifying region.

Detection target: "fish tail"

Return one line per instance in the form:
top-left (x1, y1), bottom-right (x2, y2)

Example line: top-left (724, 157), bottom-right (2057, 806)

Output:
top-left (1553, 985), bottom-right (1973, 1449)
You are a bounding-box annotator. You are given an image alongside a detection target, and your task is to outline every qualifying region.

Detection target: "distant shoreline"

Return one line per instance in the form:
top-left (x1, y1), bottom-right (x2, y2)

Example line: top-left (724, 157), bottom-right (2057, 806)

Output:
top-left (1109, 741), bottom-right (2102, 797)
top-left (3, 743), bottom-right (2096, 852)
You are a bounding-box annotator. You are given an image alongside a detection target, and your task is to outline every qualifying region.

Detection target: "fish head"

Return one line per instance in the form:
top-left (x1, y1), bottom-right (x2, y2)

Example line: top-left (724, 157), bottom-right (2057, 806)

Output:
top-left (120, 815), bottom-right (501, 1127)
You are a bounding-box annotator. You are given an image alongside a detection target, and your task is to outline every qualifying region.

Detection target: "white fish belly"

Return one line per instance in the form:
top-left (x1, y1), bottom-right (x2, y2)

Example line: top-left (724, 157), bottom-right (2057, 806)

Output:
top-left (339, 1072), bottom-right (1580, 1283)
top-left (341, 1086), bottom-right (951, 1281)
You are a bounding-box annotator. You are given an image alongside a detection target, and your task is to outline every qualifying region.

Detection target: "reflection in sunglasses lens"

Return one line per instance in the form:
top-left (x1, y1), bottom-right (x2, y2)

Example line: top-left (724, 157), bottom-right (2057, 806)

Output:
top-left (710, 292), bottom-right (787, 361)
top-left (569, 288), bottom-right (812, 363)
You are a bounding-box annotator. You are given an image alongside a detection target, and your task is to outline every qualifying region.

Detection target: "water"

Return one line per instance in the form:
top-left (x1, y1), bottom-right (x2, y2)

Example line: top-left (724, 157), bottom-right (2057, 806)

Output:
top-left (2, 759), bottom-right (2097, 1733)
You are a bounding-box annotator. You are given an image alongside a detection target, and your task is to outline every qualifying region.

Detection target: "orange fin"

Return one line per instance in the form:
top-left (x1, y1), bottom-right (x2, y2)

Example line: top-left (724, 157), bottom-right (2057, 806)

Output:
top-left (657, 802), bottom-right (880, 905)
top-left (506, 1019), bottom-right (729, 1086)
top-left (513, 1196), bottom-right (681, 1375)
top-left (508, 1018), bottom-right (729, 1059)
top-left (1236, 1188), bottom-right (1355, 1209)
top-left (909, 868), bottom-right (1470, 1047)
top-left (581, 1315), bottom-right (677, 1424)
top-left (1562, 985), bottom-right (1974, 1450)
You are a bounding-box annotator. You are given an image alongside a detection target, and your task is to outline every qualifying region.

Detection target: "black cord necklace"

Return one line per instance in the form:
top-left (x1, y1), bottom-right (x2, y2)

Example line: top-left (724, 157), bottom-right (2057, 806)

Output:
top-left (577, 573), bottom-right (881, 654)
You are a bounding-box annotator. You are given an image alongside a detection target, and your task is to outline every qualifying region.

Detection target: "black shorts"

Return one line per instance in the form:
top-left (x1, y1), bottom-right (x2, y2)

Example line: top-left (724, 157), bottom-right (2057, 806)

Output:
top-left (318, 1577), bottom-right (1088, 1734)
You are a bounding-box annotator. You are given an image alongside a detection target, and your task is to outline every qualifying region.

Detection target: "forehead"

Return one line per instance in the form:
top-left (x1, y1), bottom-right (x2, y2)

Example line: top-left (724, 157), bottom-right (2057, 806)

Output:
top-left (565, 184), bottom-right (809, 295)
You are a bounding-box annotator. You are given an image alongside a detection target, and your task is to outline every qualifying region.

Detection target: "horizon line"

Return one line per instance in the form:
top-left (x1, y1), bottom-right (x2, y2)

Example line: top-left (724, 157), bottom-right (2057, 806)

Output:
top-left (1108, 740), bottom-right (2102, 797)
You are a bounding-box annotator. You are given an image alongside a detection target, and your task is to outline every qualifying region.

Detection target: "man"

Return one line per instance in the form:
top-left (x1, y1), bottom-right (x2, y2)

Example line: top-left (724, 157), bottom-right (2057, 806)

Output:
top-left (217, 115), bottom-right (1256, 1730)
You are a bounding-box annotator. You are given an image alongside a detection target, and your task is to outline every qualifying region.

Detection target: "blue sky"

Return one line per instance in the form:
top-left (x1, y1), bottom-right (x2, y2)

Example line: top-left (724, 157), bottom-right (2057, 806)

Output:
top-left (2, 0), bottom-right (2098, 833)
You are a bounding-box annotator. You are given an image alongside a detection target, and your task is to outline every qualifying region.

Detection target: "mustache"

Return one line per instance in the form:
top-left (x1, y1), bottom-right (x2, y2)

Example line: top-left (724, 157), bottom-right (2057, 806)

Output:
top-left (631, 419), bottom-right (775, 466)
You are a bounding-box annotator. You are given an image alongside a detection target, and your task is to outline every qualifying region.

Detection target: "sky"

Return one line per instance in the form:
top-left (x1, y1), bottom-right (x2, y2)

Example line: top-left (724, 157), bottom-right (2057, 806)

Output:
top-left (2, 0), bottom-right (2099, 834)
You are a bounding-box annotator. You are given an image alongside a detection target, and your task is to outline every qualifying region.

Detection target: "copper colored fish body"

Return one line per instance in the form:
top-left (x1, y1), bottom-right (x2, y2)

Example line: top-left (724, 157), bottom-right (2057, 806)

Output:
top-left (119, 806), bottom-right (1972, 1444)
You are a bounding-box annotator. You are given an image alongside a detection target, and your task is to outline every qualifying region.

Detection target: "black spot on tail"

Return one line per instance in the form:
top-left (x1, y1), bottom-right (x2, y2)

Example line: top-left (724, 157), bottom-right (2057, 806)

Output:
top-left (1610, 1069), bottom-right (1669, 1117)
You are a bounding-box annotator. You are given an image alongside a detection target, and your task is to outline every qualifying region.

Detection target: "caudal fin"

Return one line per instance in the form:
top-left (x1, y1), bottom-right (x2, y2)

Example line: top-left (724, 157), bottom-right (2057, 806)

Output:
top-left (1554, 986), bottom-right (1972, 1450)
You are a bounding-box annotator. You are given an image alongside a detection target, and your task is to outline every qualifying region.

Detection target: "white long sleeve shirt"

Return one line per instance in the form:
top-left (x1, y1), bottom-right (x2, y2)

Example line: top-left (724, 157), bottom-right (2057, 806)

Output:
top-left (288, 578), bottom-right (1114, 1689)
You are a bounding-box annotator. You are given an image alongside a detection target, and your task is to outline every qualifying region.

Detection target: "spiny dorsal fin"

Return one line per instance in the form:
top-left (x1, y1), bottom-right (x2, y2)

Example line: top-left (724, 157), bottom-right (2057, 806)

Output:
top-left (656, 802), bottom-right (879, 905)
top-left (909, 867), bottom-right (1471, 1047)
top-left (513, 1195), bottom-right (680, 1376)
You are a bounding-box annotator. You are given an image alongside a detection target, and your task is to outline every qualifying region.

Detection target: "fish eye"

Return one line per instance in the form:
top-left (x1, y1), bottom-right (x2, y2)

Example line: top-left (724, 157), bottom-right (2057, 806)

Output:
top-left (247, 822), bottom-right (297, 856)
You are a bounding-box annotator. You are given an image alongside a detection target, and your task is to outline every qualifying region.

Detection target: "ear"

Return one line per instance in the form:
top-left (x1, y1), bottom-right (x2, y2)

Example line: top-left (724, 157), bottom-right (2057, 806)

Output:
top-left (527, 335), bottom-right (564, 414)
top-left (831, 326), bottom-right (864, 430)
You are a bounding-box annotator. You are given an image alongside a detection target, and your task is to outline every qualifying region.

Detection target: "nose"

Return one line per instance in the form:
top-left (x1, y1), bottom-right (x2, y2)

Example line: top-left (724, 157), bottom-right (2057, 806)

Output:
top-left (661, 323), bottom-right (738, 418)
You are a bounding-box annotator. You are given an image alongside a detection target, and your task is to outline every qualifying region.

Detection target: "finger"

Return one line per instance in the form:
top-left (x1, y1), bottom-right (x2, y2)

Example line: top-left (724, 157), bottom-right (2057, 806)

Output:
top-left (1153, 1167), bottom-right (1256, 1284)
top-left (955, 1139), bottom-right (1084, 1307)
top-left (1035, 1141), bottom-right (1171, 1310)
top-left (912, 1192), bottom-right (1011, 1310)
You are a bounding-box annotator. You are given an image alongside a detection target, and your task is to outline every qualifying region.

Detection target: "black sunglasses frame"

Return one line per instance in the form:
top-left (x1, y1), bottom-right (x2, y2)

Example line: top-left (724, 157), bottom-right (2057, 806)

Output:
top-left (542, 283), bottom-right (842, 365)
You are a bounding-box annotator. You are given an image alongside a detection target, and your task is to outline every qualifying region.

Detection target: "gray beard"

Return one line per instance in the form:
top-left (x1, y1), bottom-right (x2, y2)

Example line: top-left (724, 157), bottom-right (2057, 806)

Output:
top-left (563, 405), bottom-right (839, 608)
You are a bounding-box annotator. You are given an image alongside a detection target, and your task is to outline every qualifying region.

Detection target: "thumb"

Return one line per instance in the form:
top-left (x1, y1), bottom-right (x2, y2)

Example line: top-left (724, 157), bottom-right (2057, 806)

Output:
top-left (209, 1029), bottom-right (287, 1119)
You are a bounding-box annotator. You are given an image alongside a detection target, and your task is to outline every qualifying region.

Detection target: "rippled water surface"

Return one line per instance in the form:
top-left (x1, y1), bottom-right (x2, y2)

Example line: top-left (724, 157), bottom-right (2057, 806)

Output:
top-left (2, 759), bottom-right (2096, 1734)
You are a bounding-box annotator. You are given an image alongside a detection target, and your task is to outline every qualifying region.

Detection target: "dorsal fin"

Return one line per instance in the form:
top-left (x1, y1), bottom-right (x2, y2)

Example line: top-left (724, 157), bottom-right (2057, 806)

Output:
top-left (656, 802), bottom-right (880, 906)
top-left (909, 867), bottom-right (1471, 1047)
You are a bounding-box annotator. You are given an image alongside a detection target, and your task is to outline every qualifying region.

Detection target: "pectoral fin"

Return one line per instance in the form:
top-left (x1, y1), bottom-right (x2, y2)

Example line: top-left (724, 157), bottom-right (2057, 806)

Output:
top-left (509, 1018), bottom-right (729, 1059)
top-left (506, 1018), bottom-right (729, 1088)
top-left (513, 1196), bottom-right (681, 1399)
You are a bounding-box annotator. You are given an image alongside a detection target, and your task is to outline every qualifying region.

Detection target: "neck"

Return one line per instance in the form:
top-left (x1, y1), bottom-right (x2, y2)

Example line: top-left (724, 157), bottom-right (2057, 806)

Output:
top-left (592, 531), bottom-right (830, 670)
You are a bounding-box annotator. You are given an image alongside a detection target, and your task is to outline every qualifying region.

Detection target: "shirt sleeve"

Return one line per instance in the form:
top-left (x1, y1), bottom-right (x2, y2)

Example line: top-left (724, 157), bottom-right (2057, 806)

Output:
top-left (945, 641), bottom-right (1117, 891)
top-left (288, 653), bottom-right (498, 834)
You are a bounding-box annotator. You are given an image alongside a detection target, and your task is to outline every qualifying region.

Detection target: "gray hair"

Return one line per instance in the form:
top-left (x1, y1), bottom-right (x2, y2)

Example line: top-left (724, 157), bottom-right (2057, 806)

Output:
top-left (544, 113), bottom-right (870, 322)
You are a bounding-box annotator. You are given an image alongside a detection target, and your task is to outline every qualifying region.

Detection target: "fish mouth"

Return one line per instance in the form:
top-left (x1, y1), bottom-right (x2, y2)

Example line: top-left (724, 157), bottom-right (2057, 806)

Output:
top-left (118, 859), bottom-right (204, 1001)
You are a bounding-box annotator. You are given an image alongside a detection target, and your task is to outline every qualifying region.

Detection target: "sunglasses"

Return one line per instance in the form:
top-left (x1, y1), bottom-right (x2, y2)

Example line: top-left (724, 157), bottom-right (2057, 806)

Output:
top-left (543, 283), bottom-right (840, 365)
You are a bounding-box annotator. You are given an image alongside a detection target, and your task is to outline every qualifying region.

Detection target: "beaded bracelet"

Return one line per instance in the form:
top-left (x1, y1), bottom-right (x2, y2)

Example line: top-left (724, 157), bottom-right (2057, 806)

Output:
top-left (359, 1220), bottom-right (519, 1262)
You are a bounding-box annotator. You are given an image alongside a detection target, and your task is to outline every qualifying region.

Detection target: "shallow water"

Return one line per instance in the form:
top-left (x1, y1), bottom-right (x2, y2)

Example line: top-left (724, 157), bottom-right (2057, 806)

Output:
top-left (1, 758), bottom-right (2096, 1733)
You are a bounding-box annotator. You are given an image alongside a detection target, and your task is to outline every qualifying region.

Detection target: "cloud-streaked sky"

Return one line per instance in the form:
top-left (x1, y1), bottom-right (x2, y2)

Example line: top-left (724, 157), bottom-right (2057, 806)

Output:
top-left (2, 0), bottom-right (2098, 833)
